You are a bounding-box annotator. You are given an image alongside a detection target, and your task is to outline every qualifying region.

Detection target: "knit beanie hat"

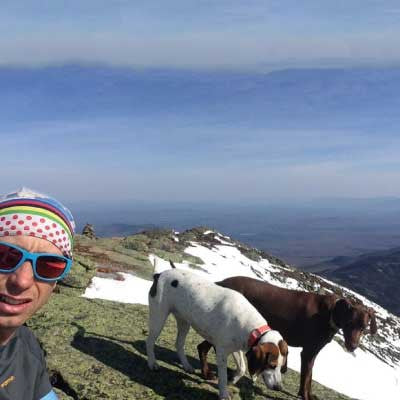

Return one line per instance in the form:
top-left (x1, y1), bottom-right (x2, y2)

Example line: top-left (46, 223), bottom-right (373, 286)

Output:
top-left (0, 188), bottom-right (75, 257)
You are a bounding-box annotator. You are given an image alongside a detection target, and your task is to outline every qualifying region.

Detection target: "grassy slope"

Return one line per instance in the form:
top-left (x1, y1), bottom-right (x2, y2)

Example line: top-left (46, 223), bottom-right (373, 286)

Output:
top-left (28, 234), bottom-right (351, 400)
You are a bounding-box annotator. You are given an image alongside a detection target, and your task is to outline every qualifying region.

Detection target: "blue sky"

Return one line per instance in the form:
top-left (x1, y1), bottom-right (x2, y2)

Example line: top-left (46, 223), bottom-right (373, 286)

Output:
top-left (1, 2), bottom-right (400, 205)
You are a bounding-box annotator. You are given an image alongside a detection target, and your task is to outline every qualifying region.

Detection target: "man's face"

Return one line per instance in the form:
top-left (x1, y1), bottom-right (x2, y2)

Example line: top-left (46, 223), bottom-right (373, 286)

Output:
top-left (0, 235), bottom-right (58, 336)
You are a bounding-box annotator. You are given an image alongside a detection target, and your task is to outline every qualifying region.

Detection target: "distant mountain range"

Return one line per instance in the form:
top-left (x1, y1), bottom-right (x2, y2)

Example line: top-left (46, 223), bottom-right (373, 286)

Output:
top-left (93, 223), bottom-right (159, 237)
top-left (309, 247), bottom-right (400, 316)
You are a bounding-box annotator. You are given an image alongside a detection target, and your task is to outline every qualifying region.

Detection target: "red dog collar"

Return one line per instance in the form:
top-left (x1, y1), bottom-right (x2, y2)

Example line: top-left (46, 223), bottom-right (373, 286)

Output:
top-left (248, 325), bottom-right (272, 347)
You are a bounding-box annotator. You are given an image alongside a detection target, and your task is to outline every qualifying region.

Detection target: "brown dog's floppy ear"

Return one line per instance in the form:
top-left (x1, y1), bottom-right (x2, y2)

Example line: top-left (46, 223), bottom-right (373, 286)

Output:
top-left (278, 339), bottom-right (288, 374)
top-left (246, 346), bottom-right (259, 376)
top-left (246, 346), bottom-right (266, 376)
top-left (332, 298), bottom-right (353, 328)
top-left (336, 298), bottom-right (352, 311)
top-left (368, 310), bottom-right (377, 335)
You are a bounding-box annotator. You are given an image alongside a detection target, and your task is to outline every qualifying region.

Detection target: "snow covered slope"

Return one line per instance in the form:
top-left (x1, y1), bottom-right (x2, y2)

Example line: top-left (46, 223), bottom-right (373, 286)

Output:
top-left (83, 228), bottom-right (400, 400)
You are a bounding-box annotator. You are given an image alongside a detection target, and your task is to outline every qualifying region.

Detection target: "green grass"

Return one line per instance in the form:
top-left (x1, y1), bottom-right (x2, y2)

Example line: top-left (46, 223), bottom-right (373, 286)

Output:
top-left (30, 296), bottom-right (351, 400)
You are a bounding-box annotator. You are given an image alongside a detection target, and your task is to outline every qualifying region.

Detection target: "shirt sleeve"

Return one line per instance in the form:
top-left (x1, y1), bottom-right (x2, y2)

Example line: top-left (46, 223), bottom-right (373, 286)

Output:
top-left (34, 350), bottom-right (54, 400)
top-left (40, 390), bottom-right (58, 400)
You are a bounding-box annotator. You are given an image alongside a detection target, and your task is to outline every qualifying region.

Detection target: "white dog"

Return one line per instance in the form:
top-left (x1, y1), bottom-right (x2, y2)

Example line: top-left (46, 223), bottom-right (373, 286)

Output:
top-left (146, 266), bottom-right (288, 399)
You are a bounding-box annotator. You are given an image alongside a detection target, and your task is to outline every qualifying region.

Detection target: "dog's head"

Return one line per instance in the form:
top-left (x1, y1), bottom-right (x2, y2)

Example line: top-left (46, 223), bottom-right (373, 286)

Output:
top-left (246, 331), bottom-right (288, 391)
top-left (332, 298), bottom-right (377, 352)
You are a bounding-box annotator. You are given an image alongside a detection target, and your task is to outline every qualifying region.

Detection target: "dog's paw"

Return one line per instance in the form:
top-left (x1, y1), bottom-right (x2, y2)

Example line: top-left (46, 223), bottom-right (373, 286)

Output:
top-left (183, 364), bottom-right (195, 374)
top-left (204, 370), bottom-right (217, 381)
top-left (228, 368), bottom-right (245, 385)
top-left (148, 362), bottom-right (160, 371)
top-left (219, 389), bottom-right (235, 400)
top-left (297, 395), bottom-right (319, 400)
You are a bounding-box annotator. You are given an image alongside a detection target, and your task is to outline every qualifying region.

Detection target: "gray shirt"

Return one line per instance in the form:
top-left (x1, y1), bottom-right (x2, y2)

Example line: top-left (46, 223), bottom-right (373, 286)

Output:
top-left (0, 325), bottom-right (55, 400)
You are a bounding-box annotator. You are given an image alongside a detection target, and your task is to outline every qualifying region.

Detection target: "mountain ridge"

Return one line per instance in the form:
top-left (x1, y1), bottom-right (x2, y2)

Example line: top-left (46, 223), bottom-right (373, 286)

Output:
top-left (316, 246), bottom-right (400, 316)
top-left (28, 227), bottom-right (400, 399)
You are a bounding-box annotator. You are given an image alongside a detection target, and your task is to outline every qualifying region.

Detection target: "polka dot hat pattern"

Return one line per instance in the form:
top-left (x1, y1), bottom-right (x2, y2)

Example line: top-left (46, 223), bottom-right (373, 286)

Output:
top-left (0, 213), bottom-right (72, 257)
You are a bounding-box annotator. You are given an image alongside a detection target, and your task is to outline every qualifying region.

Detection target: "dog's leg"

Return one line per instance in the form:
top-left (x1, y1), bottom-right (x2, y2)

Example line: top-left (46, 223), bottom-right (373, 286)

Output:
top-left (230, 351), bottom-right (246, 385)
top-left (197, 340), bottom-right (216, 380)
top-left (175, 316), bottom-right (195, 373)
top-left (216, 347), bottom-right (231, 400)
top-left (298, 349), bottom-right (318, 400)
top-left (146, 305), bottom-right (169, 371)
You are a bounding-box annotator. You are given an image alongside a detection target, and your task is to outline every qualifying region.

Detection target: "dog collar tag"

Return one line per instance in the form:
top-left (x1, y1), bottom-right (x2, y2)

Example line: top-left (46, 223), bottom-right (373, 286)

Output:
top-left (248, 324), bottom-right (272, 347)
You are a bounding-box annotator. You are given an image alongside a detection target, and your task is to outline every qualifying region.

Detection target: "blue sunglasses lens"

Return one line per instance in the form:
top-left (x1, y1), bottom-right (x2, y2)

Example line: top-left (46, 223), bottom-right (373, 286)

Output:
top-left (0, 243), bottom-right (68, 280)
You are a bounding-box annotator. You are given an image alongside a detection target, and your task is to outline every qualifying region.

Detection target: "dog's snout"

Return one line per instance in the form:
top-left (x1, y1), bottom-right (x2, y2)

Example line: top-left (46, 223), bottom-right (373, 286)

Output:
top-left (345, 342), bottom-right (357, 352)
top-left (272, 383), bottom-right (283, 391)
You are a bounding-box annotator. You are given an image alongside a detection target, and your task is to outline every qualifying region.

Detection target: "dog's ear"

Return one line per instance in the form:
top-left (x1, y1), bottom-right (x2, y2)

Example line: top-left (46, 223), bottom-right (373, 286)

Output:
top-left (246, 346), bottom-right (265, 376)
top-left (337, 298), bottom-right (352, 311)
top-left (332, 298), bottom-right (353, 328)
top-left (368, 309), bottom-right (378, 335)
top-left (278, 339), bottom-right (288, 374)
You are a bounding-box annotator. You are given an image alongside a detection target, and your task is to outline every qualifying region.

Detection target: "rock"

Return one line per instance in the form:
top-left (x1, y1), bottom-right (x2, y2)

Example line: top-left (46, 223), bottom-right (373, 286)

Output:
top-left (82, 224), bottom-right (96, 239)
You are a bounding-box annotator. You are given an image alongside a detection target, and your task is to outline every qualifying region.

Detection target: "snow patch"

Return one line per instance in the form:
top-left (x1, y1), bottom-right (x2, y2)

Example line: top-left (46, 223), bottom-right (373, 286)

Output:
top-left (83, 273), bottom-right (152, 305)
top-left (289, 342), bottom-right (400, 400)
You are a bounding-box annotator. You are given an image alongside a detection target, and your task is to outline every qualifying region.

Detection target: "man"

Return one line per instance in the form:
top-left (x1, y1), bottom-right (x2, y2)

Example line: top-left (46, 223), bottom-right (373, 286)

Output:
top-left (0, 188), bottom-right (75, 400)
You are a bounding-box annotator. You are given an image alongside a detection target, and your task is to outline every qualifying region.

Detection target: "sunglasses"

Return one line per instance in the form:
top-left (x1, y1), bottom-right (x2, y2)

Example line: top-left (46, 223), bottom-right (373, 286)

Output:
top-left (0, 241), bottom-right (72, 282)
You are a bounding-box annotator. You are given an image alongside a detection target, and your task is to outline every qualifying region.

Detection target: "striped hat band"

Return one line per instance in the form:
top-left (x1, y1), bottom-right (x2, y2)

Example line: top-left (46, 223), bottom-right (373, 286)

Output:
top-left (0, 197), bottom-right (75, 258)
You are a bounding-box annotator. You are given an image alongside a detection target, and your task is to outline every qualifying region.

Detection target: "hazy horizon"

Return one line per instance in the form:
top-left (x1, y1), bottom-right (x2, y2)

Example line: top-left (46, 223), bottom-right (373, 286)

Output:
top-left (69, 196), bottom-right (400, 268)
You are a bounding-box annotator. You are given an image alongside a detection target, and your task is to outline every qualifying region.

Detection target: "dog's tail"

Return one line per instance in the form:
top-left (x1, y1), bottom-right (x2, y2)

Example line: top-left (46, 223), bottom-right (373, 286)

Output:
top-left (149, 273), bottom-right (161, 298)
top-left (149, 257), bottom-right (177, 298)
top-left (149, 256), bottom-right (161, 298)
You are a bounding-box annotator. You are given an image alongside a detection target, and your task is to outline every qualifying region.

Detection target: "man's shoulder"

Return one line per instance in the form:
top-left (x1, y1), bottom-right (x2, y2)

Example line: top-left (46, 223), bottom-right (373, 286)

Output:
top-left (16, 325), bottom-right (45, 361)
top-left (0, 326), bottom-right (52, 400)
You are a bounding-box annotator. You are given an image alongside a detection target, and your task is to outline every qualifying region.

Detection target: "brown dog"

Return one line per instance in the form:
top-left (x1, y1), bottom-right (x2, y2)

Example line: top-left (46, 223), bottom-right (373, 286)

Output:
top-left (197, 276), bottom-right (377, 400)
